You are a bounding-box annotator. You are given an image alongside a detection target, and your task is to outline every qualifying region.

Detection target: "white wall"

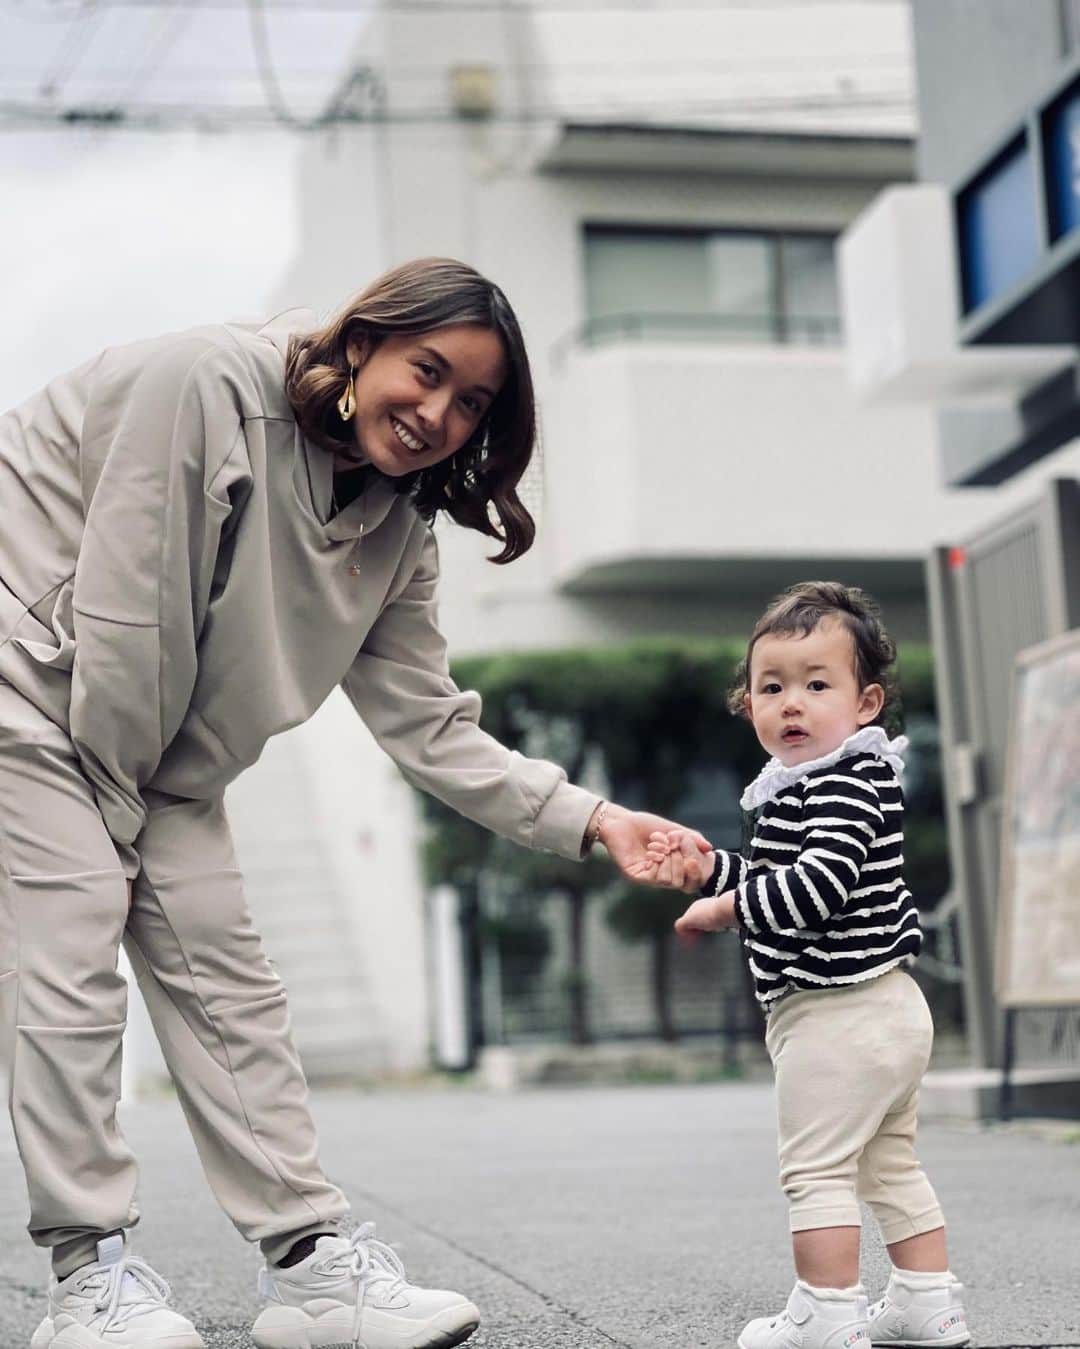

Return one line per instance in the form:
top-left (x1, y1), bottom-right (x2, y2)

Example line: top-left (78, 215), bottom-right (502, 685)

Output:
top-left (547, 343), bottom-right (995, 573)
top-left (283, 690), bottom-right (431, 1076)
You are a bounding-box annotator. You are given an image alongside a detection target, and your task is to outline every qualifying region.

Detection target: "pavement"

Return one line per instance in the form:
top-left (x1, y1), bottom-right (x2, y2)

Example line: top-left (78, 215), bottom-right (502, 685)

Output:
top-left (2, 1080), bottom-right (1079, 1349)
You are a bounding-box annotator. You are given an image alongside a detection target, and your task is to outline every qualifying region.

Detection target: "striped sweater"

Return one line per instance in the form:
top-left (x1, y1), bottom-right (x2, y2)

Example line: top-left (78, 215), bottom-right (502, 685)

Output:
top-left (705, 748), bottom-right (922, 1013)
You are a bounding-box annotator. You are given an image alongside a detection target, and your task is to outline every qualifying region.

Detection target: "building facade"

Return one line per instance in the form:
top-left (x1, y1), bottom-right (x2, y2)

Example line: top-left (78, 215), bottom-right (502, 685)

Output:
top-left (840, 0), bottom-right (1080, 1101)
top-left (134, 1), bottom-right (1080, 1085)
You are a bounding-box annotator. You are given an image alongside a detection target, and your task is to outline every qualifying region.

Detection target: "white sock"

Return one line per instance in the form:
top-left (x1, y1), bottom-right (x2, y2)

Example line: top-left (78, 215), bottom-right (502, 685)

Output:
top-left (891, 1266), bottom-right (957, 1290)
top-left (800, 1280), bottom-right (866, 1300)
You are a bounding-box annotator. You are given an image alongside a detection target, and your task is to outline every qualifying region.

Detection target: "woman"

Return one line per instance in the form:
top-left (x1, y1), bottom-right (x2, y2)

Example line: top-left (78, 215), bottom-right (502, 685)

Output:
top-left (0, 258), bottom-right (710, 1349)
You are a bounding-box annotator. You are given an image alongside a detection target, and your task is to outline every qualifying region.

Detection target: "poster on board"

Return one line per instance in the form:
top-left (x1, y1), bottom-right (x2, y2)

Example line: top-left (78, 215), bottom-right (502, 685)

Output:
top-left (995, 628), bottom-right (1080, 1008)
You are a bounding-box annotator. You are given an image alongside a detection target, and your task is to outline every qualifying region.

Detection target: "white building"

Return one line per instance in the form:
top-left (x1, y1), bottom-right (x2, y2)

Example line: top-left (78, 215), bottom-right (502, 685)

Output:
top-left (838, 0), bottom-right (1080, 1111)
top-left (121, 0), bottom-right (1080, 1087)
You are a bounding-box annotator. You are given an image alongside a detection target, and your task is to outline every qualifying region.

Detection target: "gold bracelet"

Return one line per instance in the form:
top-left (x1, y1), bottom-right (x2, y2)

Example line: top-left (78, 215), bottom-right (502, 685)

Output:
top-left (587, 800), bottom-right (610, 846)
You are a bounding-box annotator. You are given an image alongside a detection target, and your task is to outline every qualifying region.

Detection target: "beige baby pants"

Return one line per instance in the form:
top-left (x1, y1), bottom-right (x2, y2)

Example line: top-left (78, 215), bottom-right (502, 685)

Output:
top-left (0, 681), bottom-right (349, 1277)
top-left (764, 968), bottom-right (945, 1244)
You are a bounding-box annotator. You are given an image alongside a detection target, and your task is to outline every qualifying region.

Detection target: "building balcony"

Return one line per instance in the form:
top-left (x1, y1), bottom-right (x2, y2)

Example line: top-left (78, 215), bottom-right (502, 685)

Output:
top-left (543, 322), bottom-right (987, 600)
top-left (551, 310), bottom-right (842, 366)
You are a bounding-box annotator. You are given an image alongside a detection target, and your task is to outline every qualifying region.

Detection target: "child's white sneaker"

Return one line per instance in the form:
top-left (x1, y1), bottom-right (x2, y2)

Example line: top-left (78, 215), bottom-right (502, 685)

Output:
top-left (869, 1271), bottom-right (970, 1347)
top-left (29, 1233), bottom-right (205, 1348)
top-left (738, 1281), bottom-right (871, 1349)
top-left (250, 1222), bottom-right (480, 1349)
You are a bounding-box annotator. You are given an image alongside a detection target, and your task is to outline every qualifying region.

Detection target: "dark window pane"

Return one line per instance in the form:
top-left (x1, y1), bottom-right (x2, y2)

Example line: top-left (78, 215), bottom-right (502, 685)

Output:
top-left (779, 235), bottom-right (840, 345)
top-left (583, 226), bottom-right (837, 346)
top-left (585, 232), bottom-right (710, 322)
top-left (706, 234), bottom-right (775, 343)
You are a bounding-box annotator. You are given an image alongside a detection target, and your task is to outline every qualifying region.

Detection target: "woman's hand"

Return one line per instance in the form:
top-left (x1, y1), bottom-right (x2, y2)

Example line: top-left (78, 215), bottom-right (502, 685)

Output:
top-left (598, 804), bottom-right (712, 893)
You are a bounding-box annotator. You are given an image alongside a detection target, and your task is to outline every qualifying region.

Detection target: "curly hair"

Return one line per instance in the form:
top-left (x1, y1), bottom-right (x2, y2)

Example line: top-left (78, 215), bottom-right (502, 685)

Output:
top-left (284, 257), bottom-right (537, 564)
top-left (728, 581), bottom-right (899, 729)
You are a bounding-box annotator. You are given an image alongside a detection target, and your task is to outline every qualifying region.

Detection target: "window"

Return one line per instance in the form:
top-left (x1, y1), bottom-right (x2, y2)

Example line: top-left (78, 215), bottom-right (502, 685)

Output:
top-left (957, 136), bottom-right (1040, 313)
top-left (583, 225), bottom-right (841, 347)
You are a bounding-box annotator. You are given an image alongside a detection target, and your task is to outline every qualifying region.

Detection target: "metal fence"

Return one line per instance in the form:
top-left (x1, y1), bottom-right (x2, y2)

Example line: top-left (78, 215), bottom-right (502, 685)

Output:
top-left (927, 476), bottom-right (1080, 1081)
top-left (551, 310), bottom-right (842, 366)
top-left (476, 893), bottom-right (761, 1051)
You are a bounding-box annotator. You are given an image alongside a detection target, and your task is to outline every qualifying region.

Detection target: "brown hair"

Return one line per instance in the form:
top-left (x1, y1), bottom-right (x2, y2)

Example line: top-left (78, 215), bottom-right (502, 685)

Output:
top-left (285, 257), bottom-right (536, 564)
top-left (728, 581), bottom-right (898, 727)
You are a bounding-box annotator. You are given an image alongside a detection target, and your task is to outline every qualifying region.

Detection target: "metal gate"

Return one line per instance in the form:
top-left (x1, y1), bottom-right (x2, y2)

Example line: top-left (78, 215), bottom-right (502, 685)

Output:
top-left (927, 476), bottom-right (1080, 1069)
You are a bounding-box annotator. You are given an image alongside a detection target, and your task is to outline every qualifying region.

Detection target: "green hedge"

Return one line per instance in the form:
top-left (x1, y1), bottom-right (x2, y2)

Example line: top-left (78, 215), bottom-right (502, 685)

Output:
top-left (417, 640), bottom-right (954, 1043)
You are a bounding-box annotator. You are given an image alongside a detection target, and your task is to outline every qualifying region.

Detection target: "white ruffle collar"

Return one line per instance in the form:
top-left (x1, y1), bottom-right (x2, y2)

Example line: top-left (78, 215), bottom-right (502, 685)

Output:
top-left (740, 726), bottom-right (908, 812)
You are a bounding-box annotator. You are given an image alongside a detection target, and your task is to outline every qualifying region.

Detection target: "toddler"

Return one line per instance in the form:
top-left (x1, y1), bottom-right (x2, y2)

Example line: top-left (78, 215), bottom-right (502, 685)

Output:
top-left (640, 582), bottom-right (970, 1349)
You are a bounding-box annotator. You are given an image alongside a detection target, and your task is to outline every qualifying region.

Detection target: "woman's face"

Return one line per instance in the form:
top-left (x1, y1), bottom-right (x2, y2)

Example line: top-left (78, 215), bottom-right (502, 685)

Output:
top-left (345, 324), bottom-right (507, 477)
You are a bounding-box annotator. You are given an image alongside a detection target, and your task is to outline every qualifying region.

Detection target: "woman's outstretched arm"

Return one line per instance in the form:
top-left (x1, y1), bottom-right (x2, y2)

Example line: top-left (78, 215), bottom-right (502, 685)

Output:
top-left (341, 528), bottom-right (710, 885)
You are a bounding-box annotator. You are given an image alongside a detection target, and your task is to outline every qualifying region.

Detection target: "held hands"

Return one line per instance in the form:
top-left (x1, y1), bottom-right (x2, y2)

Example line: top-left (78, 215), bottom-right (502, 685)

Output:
top-left (642, 829), bottom-right (740, 932)
top-left (641, 828), bottom-right (713, 891)
top-left (598, 805), bottom-right (713, 894)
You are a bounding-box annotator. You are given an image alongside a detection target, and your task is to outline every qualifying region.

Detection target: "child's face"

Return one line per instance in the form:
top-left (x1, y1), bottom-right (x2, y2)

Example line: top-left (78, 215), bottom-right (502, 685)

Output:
top-left (745, 617), bottom-right (884, 767)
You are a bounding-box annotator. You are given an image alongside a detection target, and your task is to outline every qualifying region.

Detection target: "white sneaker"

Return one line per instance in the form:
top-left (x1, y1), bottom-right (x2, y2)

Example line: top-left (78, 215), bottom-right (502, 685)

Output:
top-left (29, 1234), bottom-right (205, 1348)
top-left (869, 1272), bottom-right (970, 1347)
top-left (251, 1223), bottom-right (480, 1349)
top-left (738, 1281), bottom-right (871, 1349)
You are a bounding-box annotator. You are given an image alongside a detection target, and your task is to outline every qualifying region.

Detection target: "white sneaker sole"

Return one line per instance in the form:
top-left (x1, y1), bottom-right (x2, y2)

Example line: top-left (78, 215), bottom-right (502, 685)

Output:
top-left (870, 1337), bottom-right (971, 1348)
top-left (250, 1300), bottom-right (480, 1349)
top-left (30, 1316), bottom-right (53, 1349)
top-left (38, 1319), bottom-right (205, 1349)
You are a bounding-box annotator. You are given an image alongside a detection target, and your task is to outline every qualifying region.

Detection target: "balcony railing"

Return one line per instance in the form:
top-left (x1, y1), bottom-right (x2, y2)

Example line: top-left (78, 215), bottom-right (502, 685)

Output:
top-left (552, 310), bottom-right (842, 368)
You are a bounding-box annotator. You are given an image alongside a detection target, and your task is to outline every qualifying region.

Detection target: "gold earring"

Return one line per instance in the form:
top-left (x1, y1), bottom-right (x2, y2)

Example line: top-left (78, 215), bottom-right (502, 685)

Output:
top-left (337, 365), bottom-right (357, 422)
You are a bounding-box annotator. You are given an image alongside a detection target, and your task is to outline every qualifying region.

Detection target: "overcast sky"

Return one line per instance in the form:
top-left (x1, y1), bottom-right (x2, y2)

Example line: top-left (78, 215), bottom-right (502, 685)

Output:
top-left (1, 0), bottom-right (913, 408)
top-left (1, 128), bottom-right (304, 408)
top-left (0, 1), bottom-right (371, 407)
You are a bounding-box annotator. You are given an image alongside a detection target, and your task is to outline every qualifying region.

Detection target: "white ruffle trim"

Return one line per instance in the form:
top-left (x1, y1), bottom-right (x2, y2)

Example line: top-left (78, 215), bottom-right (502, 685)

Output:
top-left (740, 726), bottom-right (909, 811)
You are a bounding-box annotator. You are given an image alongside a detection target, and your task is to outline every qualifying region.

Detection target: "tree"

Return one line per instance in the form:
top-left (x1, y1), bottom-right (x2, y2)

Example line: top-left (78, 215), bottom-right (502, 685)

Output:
top-left (416, 638), bottom-right (949, 1045)
top-left (421, 640), bottom-right (755, 1043)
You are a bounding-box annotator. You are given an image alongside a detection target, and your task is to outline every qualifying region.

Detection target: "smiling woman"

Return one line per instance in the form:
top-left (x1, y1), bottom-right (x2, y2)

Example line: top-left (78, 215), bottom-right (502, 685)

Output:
top-left (0, 254), bottom-right (712, 1349)
top-left (286, 257), bottom-right (536, 563)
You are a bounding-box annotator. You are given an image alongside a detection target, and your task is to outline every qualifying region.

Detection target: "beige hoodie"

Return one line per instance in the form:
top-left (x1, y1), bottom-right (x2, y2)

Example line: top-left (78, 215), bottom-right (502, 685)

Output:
top-left (0, 311), bottom-right (599, 876)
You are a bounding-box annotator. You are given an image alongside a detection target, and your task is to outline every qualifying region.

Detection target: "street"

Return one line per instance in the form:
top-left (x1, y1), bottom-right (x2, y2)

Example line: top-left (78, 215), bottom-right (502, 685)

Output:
top-left (2, 1081), bottom-right (1078, 1348)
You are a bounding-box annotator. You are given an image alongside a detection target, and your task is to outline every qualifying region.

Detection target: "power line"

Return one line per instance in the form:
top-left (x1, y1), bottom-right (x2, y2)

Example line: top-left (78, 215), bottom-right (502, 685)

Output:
top-left (246, 0), bottom-right (313, 126)
top-left (245, 0), bottom-right (383, 128)
top-left (36, 0), bottom-right (102, 99)
top-left (112, 1), bottom-right (200, 103)
top-left (5, 0), bottom-right (910, 10)
top-left (0, 88), bottom-right (913, 130)
top-left (0, 54), bottom-right (913, 79)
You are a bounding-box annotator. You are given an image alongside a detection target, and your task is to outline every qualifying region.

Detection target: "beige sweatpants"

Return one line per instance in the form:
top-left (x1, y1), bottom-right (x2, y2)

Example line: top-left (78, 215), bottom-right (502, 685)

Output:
top-left (764, 968), bottom-right (945, 1244)
top-left (0, 681), bottom-right (349, 1277)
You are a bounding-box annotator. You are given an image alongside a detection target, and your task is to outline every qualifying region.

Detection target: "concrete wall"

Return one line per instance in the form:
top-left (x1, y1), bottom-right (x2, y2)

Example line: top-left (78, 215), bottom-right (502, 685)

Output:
top-left (911, 0), bottom-right (1071, 184)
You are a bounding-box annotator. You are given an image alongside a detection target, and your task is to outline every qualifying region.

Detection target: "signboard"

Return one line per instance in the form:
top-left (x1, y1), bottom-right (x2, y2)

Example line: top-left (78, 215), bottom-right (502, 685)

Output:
top-left (995, 629), bottom-right (1080, 1008)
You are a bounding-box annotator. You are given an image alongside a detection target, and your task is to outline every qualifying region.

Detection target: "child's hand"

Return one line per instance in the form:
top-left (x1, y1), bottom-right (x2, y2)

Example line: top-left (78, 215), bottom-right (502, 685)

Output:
top-left (626, 837), bottom-right (683, 888)
top-left (625, 852), bottom-right (664, 883)
top-left (643, 829), bottom-right (714, 893)
top-left (675, 889), bottom-right (739, 934)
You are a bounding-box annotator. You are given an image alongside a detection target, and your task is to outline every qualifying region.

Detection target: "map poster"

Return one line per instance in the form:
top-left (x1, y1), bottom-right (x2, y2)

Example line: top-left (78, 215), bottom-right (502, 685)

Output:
top-left (995, 628), bottom-right (1080, 1008)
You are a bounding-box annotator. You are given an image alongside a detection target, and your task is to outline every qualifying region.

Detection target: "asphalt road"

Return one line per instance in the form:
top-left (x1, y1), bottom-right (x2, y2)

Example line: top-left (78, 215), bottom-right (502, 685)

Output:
top-left (2, 1082), bottom-right (1079, 1348)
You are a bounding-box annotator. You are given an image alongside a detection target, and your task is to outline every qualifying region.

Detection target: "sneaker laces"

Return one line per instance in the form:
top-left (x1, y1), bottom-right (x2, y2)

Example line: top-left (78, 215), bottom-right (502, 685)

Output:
top-left (320, 1222), bottom-right (409, 1342)
top-left (74, 1256), bottom-right (173, 1331)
